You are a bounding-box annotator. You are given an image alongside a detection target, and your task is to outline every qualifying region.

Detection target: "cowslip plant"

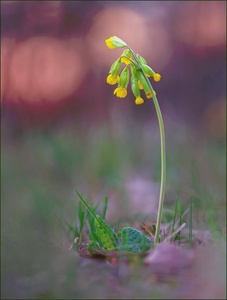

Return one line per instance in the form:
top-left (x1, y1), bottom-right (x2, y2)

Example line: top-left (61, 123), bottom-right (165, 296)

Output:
top-left (105, 36), bottom-right (166, 245)
top-left (77, 191), bottom-right (153, 253)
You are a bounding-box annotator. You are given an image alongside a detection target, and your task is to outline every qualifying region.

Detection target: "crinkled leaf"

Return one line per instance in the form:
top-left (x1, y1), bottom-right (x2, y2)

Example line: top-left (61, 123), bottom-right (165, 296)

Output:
top-left (121, 227), bottom-right (154, 252)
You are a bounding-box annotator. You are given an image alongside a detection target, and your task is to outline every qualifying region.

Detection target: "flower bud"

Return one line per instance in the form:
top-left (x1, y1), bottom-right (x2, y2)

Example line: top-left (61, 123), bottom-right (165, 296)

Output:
top-left (105, 36), bottom-right (127, 49)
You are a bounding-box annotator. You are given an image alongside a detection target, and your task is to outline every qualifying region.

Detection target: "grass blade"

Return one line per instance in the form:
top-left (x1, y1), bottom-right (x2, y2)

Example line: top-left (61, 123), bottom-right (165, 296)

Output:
top-left (76, 191), bottom-right (97, 219)
top-left (76, 191), bottom-right (119, 250)
top-left (171, 187), bottom-right (181, 234)
top-left (78, 201), bottom-right (86, 234)
top-left (102, 196), bottom-right (109, 220)
top-left (189, 196), bottom-right (193, 248)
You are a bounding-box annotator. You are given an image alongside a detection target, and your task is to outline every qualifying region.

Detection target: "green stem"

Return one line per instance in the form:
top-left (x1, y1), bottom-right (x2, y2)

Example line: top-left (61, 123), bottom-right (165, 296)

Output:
top-left (140, 69), bottom-right (166, 245)
top-left (126, 46), bottom-right (166, 245)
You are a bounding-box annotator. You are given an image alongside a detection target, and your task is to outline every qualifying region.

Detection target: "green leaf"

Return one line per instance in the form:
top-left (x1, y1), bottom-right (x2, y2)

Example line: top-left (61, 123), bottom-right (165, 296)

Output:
top-left (95, 215), bottom-right (119, 251)
top-left (65, 221), bottom-right (79, 238)
top-left (102, 196), bottom-right (108, 220)
top-left (87, 212), bottom-right (100, 248)
top-left (172, 187), bottom-right (181, 234)
top-left (76, 191), bottom-right (119, 251)
top-left (78, 201), bottom-right (85, 234)
top-left (121, 227), bottom-right (153, 252)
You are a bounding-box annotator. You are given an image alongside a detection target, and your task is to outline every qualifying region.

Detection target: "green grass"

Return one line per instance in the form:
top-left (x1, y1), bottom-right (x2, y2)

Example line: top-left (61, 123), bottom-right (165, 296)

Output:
top-left (1, 118), bottom-right (226, 299)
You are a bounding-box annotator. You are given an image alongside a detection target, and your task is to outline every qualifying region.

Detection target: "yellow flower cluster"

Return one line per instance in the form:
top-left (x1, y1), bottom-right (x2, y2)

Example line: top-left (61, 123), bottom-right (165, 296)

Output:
top-left (105, 36), bottom-right (161, 105)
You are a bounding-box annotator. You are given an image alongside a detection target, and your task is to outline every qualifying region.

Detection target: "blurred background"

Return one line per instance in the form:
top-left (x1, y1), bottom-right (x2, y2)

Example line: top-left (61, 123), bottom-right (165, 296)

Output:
top-left (1, 0), bottom-right (226, 133)
top-left (1, 1), bottom-right (226, 299)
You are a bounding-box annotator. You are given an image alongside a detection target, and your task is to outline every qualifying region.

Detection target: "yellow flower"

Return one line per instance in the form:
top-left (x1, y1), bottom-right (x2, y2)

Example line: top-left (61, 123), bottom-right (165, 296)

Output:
top-left (146, 91), bottom-right (152, 99)
top-left (121, 57), bottom-right (132, 65)
top-left (153, 73), bottom-right (161, 82)
top-left (106, 74), bottom-right (120, 85)
top-left (121, 49), bottom-right (132, 65)
top-left (146, 90), bottom-right (156, 99)
top-left (135, 96), bottom-right (144, 105)
top-left (105, 36), bottom-right (127, 49)
top-left (113, 86), bottom-right (127, 98)
top-left (105, 36), bottom-right (116, 49)
top-left (138, 80), bottom-right (143, 90)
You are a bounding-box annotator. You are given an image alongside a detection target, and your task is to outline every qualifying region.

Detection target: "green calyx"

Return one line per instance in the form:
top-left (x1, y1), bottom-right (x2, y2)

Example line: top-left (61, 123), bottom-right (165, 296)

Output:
top-left (138, 71), bottom-right (152, 94)
top-left (136, 54), bottom-right (147, 65)
top-left (131, 74), bottom-right (140, 98)
top-left (109, 58), bottom-right (121, 76)
top-left (119, 67), bottom-right (130, 87)
top-left (141, 64), bottom-right (155, 77)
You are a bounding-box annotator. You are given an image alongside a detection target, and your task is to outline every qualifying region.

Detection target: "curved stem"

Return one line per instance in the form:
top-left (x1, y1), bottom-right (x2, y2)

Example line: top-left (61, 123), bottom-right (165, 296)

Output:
top-left (152, 94), bottom-right (166, 244)
top-left (141, 72), bottom-right (166, 245)
top-left (120, 55), bottom-right (137, 68)
top-left (126, 46), bottom-right (166, 244)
